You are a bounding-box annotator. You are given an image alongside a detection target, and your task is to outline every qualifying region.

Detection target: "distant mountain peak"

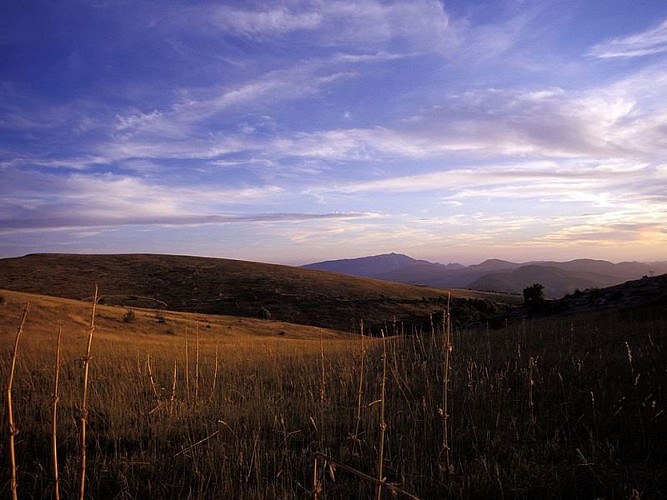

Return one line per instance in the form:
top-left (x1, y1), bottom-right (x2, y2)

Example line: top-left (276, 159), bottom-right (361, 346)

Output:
top-left (303, 253), bottom-right (427, 278)
top-left (478, 258), bottom-right (517, 266)
top-left (471, 259), bottom-right (521, 272)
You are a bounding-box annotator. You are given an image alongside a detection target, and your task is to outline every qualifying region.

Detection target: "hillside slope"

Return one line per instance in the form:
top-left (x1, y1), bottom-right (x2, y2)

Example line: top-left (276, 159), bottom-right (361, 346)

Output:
top-left (0, 288), bottom-right (352, 347)
top-left (0, 253), bottom-right (518, 332)
top-left (556, 272), bottom-right (667, 315)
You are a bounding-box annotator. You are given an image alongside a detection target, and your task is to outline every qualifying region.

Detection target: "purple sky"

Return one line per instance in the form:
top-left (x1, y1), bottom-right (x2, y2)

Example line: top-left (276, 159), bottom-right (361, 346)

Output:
top-left (1, 0), bottom-right (667, 265)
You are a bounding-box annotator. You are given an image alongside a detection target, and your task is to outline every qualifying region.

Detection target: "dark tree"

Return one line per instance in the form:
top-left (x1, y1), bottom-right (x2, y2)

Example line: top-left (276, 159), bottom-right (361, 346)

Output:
top-left (523, 283), bottom-right (545, 309)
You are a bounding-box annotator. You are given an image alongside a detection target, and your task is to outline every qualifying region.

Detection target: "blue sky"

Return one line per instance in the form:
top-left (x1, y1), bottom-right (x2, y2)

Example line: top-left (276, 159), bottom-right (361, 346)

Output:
top-left (1, 0), bottom-right (667, 265)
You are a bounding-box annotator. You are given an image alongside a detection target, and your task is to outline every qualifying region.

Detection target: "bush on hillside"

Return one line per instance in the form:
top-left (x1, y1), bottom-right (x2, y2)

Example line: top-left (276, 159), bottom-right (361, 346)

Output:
top-left (259, 307), bottom-right (272, 320)
top-left (523, 283), bottom-right (546, 310)
top-left (123, 309), bottom-right (136, 323)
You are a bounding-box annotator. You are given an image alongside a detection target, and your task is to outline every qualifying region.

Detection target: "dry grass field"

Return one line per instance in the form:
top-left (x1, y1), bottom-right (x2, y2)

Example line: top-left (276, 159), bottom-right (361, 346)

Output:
top-left (0, 289), bottom-right (363, 498)
top-left (1, 283), bottom-right (666, 498)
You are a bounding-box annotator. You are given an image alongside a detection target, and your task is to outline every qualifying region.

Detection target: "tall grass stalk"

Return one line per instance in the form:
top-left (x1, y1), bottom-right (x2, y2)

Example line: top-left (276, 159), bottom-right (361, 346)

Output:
top-left (169, 359), bottom-right (177, 416)
top-left (319, 329), bottom-right (326, 404)
top-left (625, 341), bottom-right (634, 377)
top-left (314, 452), bottom-right (419, 500)
top-left (79, 286), bottom-right (98, 500)
top-left (319, 328), bottom-right (326, 451)
top-left (7, 303), bottom-right (28, 500)
top-left (376, 329), bottom-right (388, 500)
top-left (195, 323), bottom-right (200, 401)
top-left (442, 296), bottom-right (453, 475)
top-left (528, 356), bottom-right (536, 426)
top-left (312, 452), bottom-right (321, 499)
top-left (52, 327), bottom-right (62, 500)
top-left (354, 319), bottom-right (365, 441)
top-left (209, 344), bottom-right (219, 402)
top-left (185, 327), bottom-right (190, 400)
top-left (147, 353), bottom-right (159, 400)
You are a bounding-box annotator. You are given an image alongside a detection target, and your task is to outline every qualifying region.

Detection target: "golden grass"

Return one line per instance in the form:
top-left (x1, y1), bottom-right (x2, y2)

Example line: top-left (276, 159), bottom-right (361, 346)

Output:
top-left (78, 286), bottom-right (97, 500)
top-left (6, 304), bottom-right (27, 500)
top-left (0, 288), bottom-right (371, 498)
top-left (0, 289), bottom-right (357, 356)
top-left (1, 286), bottom-right (665, 499)
top-left (51, 327), bottom-right (62, 500)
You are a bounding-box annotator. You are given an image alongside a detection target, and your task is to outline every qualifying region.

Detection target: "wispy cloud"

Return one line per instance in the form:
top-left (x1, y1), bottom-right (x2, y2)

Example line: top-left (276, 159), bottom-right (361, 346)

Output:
top-left (588, 18), bottom-right (667, 59)
top-left (187, 0), bottom-right (453, 50)
top-left (0, 168), bottom-right (376, 233)
top-left (536, 206), bottom-right (667, 249)
top-left (181, 0), bottom-right (544, 64)
top-left (202, 5), bottom-right (323, 37)
top-left (307, 159), bottom-right (661, 198)
top-left (2, 1), bottom-right (666, 262)
top-left (0, 211), bottom-right (375, 233)
top-left (254, 66), bottom-right (667, 165)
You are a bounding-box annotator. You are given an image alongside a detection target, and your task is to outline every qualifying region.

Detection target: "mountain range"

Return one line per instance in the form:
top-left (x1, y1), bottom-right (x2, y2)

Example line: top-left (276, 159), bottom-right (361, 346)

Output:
top-left (303, 253), bottom-right (667, 298)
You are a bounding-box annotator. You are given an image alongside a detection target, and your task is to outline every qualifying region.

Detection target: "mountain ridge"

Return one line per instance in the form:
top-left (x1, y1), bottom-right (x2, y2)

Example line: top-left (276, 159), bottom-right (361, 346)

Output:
top-left (301, 252), bottom-right (463, 277)
top-left (304, 253), bottom-right (667, 298)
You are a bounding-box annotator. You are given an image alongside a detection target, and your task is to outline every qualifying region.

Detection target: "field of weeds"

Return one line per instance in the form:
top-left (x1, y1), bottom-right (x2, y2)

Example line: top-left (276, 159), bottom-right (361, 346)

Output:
top-left (1, 289), bottom-right (665, 498)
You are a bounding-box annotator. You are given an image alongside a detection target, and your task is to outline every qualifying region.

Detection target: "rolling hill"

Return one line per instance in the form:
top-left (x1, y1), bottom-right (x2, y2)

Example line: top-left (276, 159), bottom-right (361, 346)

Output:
top-left (0, 253), bottom-right (518, 332)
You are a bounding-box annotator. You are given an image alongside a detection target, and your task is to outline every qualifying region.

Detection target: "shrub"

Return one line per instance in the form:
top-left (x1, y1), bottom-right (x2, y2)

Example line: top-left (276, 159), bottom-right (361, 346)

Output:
top-left (122, 309), bottom-right (136, 323)
top-left (523, 283), bottom-right (545, 309)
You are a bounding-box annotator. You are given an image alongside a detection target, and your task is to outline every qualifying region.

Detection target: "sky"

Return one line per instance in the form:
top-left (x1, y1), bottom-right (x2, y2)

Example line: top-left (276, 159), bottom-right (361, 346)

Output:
top-left (1, 0), bottom-right (667, 266)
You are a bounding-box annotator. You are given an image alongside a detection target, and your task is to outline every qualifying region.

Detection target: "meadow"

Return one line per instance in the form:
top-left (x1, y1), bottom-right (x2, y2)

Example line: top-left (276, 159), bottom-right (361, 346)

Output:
top-left (1, 288), bottom-right (665, 498)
